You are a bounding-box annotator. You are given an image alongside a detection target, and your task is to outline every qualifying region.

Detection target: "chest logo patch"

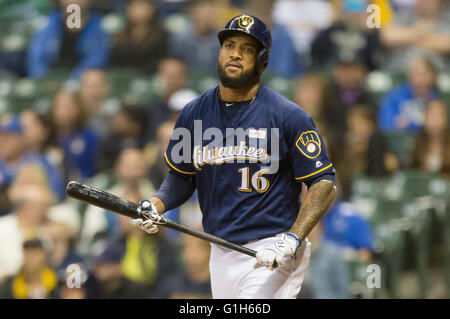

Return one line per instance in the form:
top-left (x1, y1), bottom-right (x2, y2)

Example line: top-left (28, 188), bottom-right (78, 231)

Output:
top-left (296, 131), bottom-right (321, 159)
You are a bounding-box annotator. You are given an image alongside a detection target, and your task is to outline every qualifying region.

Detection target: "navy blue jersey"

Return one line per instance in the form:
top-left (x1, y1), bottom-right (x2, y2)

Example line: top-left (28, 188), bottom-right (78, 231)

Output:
top-left (165, 84), bottom-right (334, 244)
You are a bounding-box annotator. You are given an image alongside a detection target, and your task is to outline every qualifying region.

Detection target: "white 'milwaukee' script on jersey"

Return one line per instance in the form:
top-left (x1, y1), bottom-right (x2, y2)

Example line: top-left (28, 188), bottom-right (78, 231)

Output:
top-left (192, 141), bottom-right (270, 170)
top-left (169, 120), bottom-right (280, 173)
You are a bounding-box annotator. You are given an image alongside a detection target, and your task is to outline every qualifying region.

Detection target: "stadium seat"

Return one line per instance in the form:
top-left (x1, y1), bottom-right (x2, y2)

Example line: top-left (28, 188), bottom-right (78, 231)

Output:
top-left (262, 73), bottom-right (296, 101)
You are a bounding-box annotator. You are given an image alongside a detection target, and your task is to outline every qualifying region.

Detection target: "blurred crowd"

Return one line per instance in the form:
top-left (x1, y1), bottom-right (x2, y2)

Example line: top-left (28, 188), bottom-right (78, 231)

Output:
top-left (0, 0), bottom-right (449, 299)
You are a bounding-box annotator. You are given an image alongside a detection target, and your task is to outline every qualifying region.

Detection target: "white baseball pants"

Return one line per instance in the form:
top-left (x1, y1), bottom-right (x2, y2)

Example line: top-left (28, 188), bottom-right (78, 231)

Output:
top-left (209, 233), bottom-right (312, 299)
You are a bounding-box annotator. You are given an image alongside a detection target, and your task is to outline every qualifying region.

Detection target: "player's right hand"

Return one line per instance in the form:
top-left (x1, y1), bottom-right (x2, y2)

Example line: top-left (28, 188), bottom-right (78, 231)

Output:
top-left (254, 233), bottom-right (300, 270)
top-left (130, 200), bottom-right (159, 234)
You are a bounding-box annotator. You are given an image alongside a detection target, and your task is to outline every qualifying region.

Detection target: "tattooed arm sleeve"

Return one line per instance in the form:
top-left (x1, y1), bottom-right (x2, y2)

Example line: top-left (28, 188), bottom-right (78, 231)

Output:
top-left (289, 179), bottom-right (336, 240)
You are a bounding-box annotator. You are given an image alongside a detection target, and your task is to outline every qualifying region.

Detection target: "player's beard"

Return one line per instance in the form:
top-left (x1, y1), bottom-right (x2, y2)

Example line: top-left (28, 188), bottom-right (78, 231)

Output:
top-left (217, 62), bottom-right (260, 89)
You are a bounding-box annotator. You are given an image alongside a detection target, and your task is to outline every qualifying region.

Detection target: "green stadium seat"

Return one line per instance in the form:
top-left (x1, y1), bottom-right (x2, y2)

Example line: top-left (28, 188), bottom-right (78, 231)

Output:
top-left (127, 76), bottom-right (155, 103)
top-left (0, 97), bottom-right (10, 113)
top-left (38, 69), bottom-right (71, 96)
top-left (397, 170), bottom-right (438, 199)
top-left (261, 73), bottom-right (296, 100)
top-left (108, 68), bottom-right (143, 98)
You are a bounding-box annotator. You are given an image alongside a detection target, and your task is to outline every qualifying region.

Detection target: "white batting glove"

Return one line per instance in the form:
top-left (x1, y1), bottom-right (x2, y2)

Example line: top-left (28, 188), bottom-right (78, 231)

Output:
top-left (130, 200), bottom-right (159, 234)
top-left (255, 233), bottom-right (302, 271)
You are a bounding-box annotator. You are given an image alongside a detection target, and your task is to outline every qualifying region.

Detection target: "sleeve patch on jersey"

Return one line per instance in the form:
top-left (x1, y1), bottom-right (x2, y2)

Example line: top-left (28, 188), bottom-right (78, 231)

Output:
top-left (296, 131), bottom-right (321, 159)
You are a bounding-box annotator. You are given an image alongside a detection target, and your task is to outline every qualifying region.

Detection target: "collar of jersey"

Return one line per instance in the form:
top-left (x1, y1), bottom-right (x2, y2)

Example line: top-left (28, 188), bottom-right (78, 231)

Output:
top-left (216, 84), bottom-right (262, 108)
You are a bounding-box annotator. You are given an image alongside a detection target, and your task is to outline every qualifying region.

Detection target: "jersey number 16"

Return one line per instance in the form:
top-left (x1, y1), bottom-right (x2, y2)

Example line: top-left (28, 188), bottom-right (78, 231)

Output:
top-left (237, 167), bottom-right (270, 193)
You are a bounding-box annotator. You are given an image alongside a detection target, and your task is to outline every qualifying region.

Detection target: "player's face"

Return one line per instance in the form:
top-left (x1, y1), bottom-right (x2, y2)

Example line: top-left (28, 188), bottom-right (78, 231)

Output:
top-left (217, 35), bottom-right (260, 89)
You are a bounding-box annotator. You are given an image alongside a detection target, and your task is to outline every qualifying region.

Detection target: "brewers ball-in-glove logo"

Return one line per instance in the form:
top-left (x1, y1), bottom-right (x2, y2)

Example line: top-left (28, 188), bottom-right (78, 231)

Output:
top-left (296, 131), bottom-right (321, 159)
top-left (238, 15), bottom-right (254, 31)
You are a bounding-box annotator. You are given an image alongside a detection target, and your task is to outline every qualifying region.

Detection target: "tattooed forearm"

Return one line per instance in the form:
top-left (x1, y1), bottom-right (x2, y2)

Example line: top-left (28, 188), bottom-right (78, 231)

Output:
top-left (289, 180), bottom-right (336, 240)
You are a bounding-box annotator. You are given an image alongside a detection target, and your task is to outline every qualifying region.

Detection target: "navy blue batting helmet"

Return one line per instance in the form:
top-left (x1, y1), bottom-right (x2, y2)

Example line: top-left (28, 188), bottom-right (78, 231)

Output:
top-left (218, 14), bottom-right (272, 75)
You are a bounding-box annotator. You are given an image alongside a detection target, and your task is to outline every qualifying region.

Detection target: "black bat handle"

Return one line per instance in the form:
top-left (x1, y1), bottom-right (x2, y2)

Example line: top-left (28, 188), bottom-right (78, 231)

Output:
top-left (67, 181), bottom-right (138, 217)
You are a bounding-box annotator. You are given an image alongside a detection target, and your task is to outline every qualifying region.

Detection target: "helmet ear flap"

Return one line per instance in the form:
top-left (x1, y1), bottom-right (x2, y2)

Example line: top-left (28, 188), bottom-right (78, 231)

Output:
top-left (256, 48), bottom-right (269, 75)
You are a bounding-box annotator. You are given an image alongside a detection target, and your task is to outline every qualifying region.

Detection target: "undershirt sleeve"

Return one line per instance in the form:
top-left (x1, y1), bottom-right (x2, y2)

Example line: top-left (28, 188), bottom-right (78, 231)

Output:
top-left (153, 170), bottom-right (197, 211)
top-left (303, 172), bottom-right (336, 188)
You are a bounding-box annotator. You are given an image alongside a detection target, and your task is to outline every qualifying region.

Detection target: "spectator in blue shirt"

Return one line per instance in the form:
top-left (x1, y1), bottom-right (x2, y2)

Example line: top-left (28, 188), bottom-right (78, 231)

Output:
top-left (49, 90), bottom-right (101, 182)
top-left (266, 22), bottom-right (304, 78)
top-left (378, 56), bottom-right (440, 133)
top-left (323, 200), bottom-right (375, 259)
top-left (0, 114), bottom-right (65, 206)
top-left (26, 0), bottom-right (109, 79)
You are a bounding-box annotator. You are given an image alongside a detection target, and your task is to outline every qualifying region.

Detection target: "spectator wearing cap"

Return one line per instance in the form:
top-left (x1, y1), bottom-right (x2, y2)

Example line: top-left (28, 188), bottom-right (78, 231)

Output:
top-left (0, 237), bottom-right (58, 299)
top-left (325, 55), bottom-right (377, 140)
top-left (91, 239), bottom-right (149, 298)
top-left (0, 164), bottom-right (56, 281)
top-left (0, 114), bottom-right (65, 205)
top-left (378, 56), bottom-right (440, 133)
top-left (98, 105), bottom-right (149, 172)
top-left (44, 204), bottom-right (84, 280)
top-left (109, 0), bottom-right (168, 75)
top-left (310, 0), bottom-right (382, 71)
top-left (26, 0), bottom-right (109, 79)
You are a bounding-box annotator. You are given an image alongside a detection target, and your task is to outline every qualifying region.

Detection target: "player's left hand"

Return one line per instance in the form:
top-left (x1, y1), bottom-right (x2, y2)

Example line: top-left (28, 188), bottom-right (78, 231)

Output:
top-left (254, 233), bottom-right (302, 271)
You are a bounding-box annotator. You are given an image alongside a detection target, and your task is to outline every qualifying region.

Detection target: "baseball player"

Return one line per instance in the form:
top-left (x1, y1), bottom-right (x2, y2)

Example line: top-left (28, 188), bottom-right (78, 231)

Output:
top-left (131, 14), bottom-right (336, 299)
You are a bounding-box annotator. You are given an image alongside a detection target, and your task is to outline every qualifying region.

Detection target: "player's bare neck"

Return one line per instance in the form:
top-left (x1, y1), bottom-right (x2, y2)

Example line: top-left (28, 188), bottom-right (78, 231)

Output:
top-left (219, 82), bottom-right (260, 102)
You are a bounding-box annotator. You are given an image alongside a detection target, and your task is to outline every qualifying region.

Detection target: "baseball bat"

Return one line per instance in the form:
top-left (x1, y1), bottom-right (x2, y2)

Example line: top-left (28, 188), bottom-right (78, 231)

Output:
top-left (66, 181), bottom-right (257, 259)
